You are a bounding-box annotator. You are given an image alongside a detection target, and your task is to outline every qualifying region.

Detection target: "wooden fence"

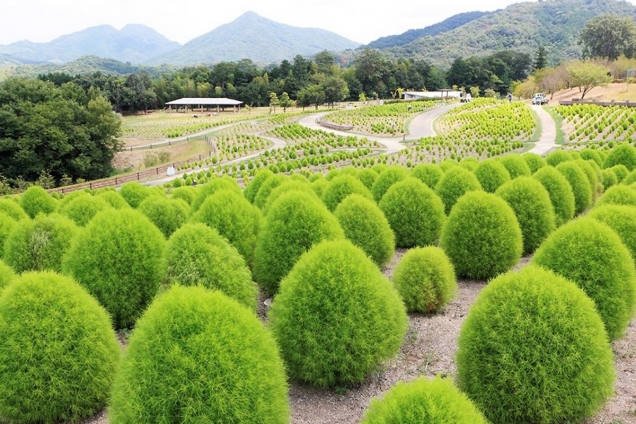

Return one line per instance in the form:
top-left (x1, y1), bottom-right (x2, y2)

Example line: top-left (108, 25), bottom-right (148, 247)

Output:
top-left (559, 99), bottom-right (636, 107)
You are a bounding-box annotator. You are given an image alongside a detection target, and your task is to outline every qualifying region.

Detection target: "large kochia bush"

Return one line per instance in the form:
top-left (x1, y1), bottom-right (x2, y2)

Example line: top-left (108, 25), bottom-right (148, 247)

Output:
top-left (456, 266), bottom-right (615, 424)
top-left (557, 161), bottom-right (592, 215)
top-left (0, 272), bottom-right (120, 423)
top-left (603, 143), bottom-right (636, 171)
top-left (595, 184), bottom-right (636, 207)
top-left (244, 169), bottom-right (274, 203)
top-left (361, 376), bottom-right (487, 424)
top-left (589, 204), bottom-right (636, 262)
top-left (411, 163), bottom-right (444, 189)
top-left (532, 165), bottom-right (575, 227)
top-left (533, 218), bottom-right (636, 340)
top-left (109, 286), bottom-right (289, 423)
top-left (20, 185), bottom-right (57, 218)
top-left (269, 240), bottom-right (407, 388)
top-left (495, 176), bottom-right (555, 254)
top-left (379, 178), bottom-right (445, 248)
top-left (522, 152), bottom-right (546, 173)
top-left (137, 196), bottom-right (189, 239)
top-left (440, 191), bottom-right (522, 280)
top-left (497, 153), bottom-right (531, 178)
top-left (473, 158), bottom-right (511, 193)
top-left (322, 175), bottom-right (373, 211)
top-left (58, 193), bottom-right (110, 227)
top-left (62, 209), bottom-right (166, 329)
top-left (435, 166), bottom-right (482, 214)
top-left (253, 191), bottom-right (344, 295)
top-left (334, 194), bottom-right (395, 267)
top-left (370, 166), bottom-right (410, 202)
top-left (189, 176), bottom-right (242, 213)
top-left (163, 223), bottom-right (257, 311)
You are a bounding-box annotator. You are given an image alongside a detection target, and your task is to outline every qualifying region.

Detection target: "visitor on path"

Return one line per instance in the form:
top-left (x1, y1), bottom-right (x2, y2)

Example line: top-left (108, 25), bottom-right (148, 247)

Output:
top-left (507, 93), bottom-right (513, 103)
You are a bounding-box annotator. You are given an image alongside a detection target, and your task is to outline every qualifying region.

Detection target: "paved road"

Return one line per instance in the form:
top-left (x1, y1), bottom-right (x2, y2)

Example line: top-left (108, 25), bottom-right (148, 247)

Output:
top-left (528, 106), bottom-right (558, 155)
top-left (408, 102), bottom-right (463, 138)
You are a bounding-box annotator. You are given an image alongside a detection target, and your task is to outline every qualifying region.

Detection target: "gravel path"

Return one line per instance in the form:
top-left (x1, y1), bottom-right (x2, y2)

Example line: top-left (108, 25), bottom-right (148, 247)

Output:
top-left (528, 105), bottom-right (558, 155)
top-left (407, 102), bottom-right (463, 138)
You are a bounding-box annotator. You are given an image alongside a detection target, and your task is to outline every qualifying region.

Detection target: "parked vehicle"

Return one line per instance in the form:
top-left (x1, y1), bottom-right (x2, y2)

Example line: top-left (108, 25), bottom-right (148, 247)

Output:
top-left (532, 93), bottom-right (549, 105)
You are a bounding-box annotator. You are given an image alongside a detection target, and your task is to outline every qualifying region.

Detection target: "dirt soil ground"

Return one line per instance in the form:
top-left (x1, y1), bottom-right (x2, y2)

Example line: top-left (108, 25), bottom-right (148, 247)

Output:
top-left (78, 249), bottom-right (636, 424)
top-left (550, 83), bottom-right (636, 103)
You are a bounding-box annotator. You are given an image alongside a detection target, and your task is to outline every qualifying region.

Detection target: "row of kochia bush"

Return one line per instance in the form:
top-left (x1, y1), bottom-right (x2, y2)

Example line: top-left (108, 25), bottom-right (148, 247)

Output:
top-left (2, 142), bottom-right (636, 422)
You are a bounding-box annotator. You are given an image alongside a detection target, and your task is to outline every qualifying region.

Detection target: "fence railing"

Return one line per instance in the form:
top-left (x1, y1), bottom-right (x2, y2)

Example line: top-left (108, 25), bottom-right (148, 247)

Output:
top-left (559, 99), bottom-right (636, 108)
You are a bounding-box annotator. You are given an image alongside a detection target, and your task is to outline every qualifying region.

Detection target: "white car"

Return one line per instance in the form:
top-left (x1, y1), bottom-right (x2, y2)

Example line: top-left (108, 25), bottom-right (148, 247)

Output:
top-left (532, 93), bottom-right (549, 105)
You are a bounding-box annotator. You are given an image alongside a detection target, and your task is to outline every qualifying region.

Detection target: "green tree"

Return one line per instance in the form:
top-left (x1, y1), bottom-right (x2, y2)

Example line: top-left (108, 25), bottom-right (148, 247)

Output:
top-left (579, 14), bottom-right (636, 61)
top-left (567, 60), bottom-right (612, 99)
top-left (297, 84), bottom-right (325, 110)
top-left (534, 46), bottom-right (547, 70)
top-left (279, 92), bottom-right (292, 112)
top-left (269, 92), bottom-right (279, 113)
top-left (321, 76), bottom-right (349, 108)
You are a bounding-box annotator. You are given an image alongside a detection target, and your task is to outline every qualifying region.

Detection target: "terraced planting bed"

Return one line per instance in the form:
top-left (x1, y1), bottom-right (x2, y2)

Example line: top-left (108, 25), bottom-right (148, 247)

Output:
top-left (320, 100), bottom-right (436, 136)
top-left (389, 99), bottom-right (534, 166)
top-left (556, 104), bottom-right (636, 143)
top-left (269, 124), bottom-right (381, 149)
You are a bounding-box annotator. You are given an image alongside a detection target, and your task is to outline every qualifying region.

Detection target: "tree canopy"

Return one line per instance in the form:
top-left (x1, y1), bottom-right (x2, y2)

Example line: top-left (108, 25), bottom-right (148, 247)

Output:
top-left (579, 14), bottom-right (636, 61)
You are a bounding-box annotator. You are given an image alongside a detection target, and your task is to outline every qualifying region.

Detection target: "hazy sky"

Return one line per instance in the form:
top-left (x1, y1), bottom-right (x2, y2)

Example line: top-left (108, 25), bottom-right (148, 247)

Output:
top-left (2, 0), bottom-right (635, 46)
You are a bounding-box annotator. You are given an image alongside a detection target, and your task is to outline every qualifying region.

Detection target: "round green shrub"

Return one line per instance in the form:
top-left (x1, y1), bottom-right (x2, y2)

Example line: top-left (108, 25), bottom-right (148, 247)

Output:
top-left (557, 161), bottom-right (593, 215)
top-left (244, 169), bottom-right (274, 203)
top-left (611, 164), bottom-right (629, 182)
top-left (434, 166), bottom-right (482, 214)
top-left (310, 177), bottom-right (330, 198)
top-left (356, 168), bottom-right (378, 190)
top-left (308, 173), bottom-right (324, 182)
top-left (322, 175), bottom-right (373, 211)
top-left (4, 213), bottom-right (79, 273)
top-left (440, 191), bottom-right (522, 280)
top-left (58, 194), bottom-right (110, 226)
top-left (325, 168), bottom-right (341, 180)
top-left (601, 168), bottom-right (618, 191)
top-left (532, 166), bottom-right (575, 227)
top-left (96, 190), bottom-right (130, 209)
top-left (164, 222), bottom-right (257, 311)
top-left (379, 178), bottom-right (445, 248)
top-left (0, 213), bottom-right (17, 258)
top-left (62, 209), bottom-right (166, 329)
top-left (361, 376), bottom-right (487, 424)
top-left (56, 190), bottom-right (88, 210)
top-left (439, 159), bottom-right (459, 171)
top-left (495, 176), bottom-right (556, 254)
top-left (262, 180), bottom-right (317, 215)
top-left (290, 172), bottom-right (309, 182)
top-left (459, 157), bottom-right (479, 171)
top-left (574, 159), bottom-right (600, 199)
top-left (533, 218), bottom-right (636, 340)
top-left (411, 163), bottom-right (444, 189)
top-left (119, 182), bottom-right (159, 208)
top-left (497, 153), bottom-right (531, 178)
top-left (334, 194), bottom-right (395, 267)
top-left (603, 143), bottom-right (636, 170)
top-left (0, 271), bottom-right (119, 423)
top-left (457, 265), bottom-right (615, 424)
top-left (523, 152), bottom-right (547, 173)
top-left (138, 196), bottom-right (189, 238)
top-left (589, 205), bottom-right (636, 262)
top-left (370, 166), bottom-right (410, 202)
top-left (170, 186), bottom-right (197, 205)
top-left (579, 148), bottom-right (603, 167)
top-left (253, 191), bottom-right (344, 295)
top-left (0, 198), bottom-right (28, 221)
top-left (190, 189), bottom-right (261, 267)
top-left (0, 260), bottom-right (16, 293)
top-left (392, 246), bottom-right (456, 313)
top-left (596, 184), bottom-right (636, 207)
top-left (190, 177), bottom-right (242, 213)
top-left (473, 158), bottom-right (511, 193)
top-left (253, 174), bottom-right (286, 209)
top-left (622, 169), bottom-right (636, 185)
top-left (372, 163), bottom-right (388, 174)
top-left (269, 239), bottom-right (407, 387)
top-left (20, 186), bottom-right (57, 218)
top-left (545, 149), bottom-right (572, 167)
top-left (109, 285), bottom-right (289, 423)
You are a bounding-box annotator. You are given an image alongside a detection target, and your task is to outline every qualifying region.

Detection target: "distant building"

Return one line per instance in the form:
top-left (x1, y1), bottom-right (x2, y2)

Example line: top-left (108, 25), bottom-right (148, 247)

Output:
top-left (165, 98), bottom-right (243, 113)
top-left (403, 91), bottom-right (462, 100)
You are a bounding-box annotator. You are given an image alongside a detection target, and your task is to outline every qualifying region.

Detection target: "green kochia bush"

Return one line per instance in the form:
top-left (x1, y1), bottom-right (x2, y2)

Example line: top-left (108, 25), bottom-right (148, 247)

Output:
top-left (253, 191), bottom-right (344, 295)
top-left (0, 198), bottom-right (28, 221)
top-left (262, 180), bottom-right (317, 214)
top-left (361, 376), bottom-right (487, 424)
top-left (334, 194), bottom-right (395, 267)
top-left (58, 194), bottom-right (110, 226)
top-left (533, 218), bottom-right (636, 340)
top-left (322, 175), bottom-right (373, 211)
top-left (435, 167), bottom-right (482, 214)
top-left (109, 286), bottom-right (289, 424)
top-left (611, 164), bottom-right (629, 182)
top-left (457, 266), bottom-right (614, 424)
top-left (191, 190), bottom-right (261, 266)
top-left (580, 148), bottom-right (603, 167)
top-left (269, 240), bottom-right (407, 388)
top-left (379, 178), bottom-right (445, 248)
top-left (496, 176), bottom-right (555, 254)
top-left (532, 166), bottom-right (575, 227)
top-left (62, 209), bottom-right (166, 329)
top-left (589, 205), bottom-right (636, 262)
top-left (601, 168), bottom-right (618, 191)
top-left (138, 196), bottom-right (189, 239)
top-left (4, 213), bottom-right (79, 273)
top-left (310, 177), bottom-right (329, 198)
top-left (596, 185), bottom-right (636, 207)
top-left (0, 272), bottom-right (119, 423)
top-left (545, 149), bottom-right (572, 167)
top-left (557, 161), bottom-right (592, 215)
top-left (253, 174), bottom-right (286, 209)
top-left (169, 186), bottom-right (197, 205)
top-left (603, 143), bottom-right (636, 171)
top-left (392, 247), bottom-right (456, 313)
top-left (575, 159), bottom-right (601, 200)
top-left (440, 191), bottom-right (522, 280)
top-left (190, 176), bottom-right (242, 213)
top-left (119, 182), bottom-right (160, 208)
top-left (20, 185), bottom-right (58, 218)
top-left (0, 260), bottom-right (16, 293)
top-left (0, 213), bottom-right (17, 258)
top-left (411, 163), bottom-right (444, 189)
top-left (164, 223), bottom-right (258, 310)
top-left (356, 168), bottom-right (378, 190)
top-left (473, 158), bottom-right (511, 193)
top-left (371, 166), bottom-right (410, 202)
top-left (96, 190), bottom-right (130, 209)
top-left (244, 169), bottom-right (274, 203)
top-left (522, 152), bottom-right (546, 173)
top-left (497, 153), bottom-right (531, 179)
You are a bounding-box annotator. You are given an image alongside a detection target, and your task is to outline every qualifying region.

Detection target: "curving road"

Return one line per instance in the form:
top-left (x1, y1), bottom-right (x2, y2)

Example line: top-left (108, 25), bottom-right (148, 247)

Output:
top-left (528, 105), bottom-right (558, 155)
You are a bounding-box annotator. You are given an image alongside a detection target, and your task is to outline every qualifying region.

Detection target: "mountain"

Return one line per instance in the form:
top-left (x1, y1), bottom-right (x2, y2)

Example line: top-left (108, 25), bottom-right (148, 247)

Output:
top-left (365, 11), bottom-right (492, 49)
top-left (146, 11), bottom-right (360, 66)
top-left (0, 24), bottom-right (180, 65)
top-left (383, 0), bottom-right (636, 68)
